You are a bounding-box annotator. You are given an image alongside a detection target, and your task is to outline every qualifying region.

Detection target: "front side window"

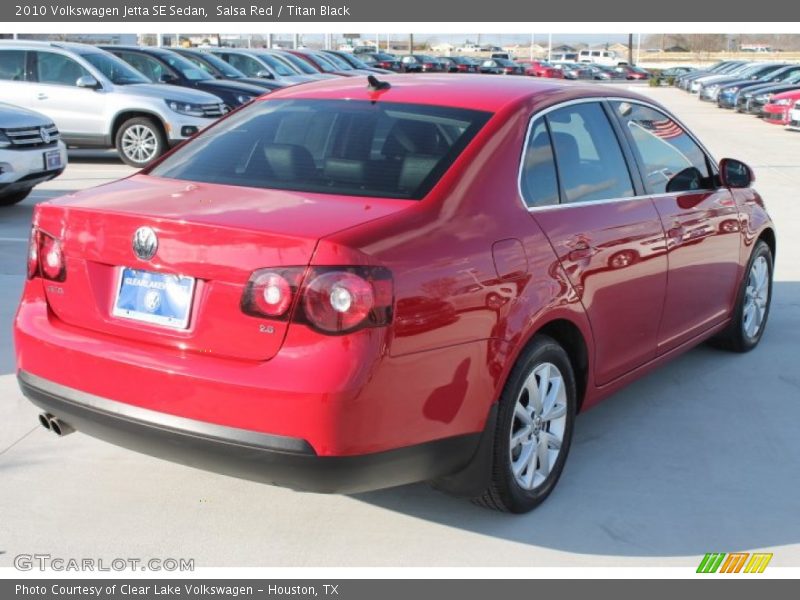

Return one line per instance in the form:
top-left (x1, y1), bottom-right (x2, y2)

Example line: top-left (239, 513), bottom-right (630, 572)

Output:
top-left (149, 99), bottom-right (491, 201)
top-left (222, 54), bottom-right (264, 77)
top-left (611, 101), bottom-right (714, 194)
top-left (116, 52), bottom-right (168, 82)
top-left (33, 51), bottom-right (90, 86)
top-left (161, 53), bottom-right (214, 81)
top-left (546, 102), bottom-right (634, 204)
top-left (79, 51), bottom-right (150, 85)
top-left (255, 53), bottom-right (297, 76)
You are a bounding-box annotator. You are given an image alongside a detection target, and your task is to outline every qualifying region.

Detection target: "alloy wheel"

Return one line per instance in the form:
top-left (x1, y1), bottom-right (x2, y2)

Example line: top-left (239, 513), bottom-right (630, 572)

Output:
top-left (121, 124), bottom-right (159, 164)
top-left (509, 362), bottom-right (568, 490)
top-left (742, 255), bottom-right (769, 339)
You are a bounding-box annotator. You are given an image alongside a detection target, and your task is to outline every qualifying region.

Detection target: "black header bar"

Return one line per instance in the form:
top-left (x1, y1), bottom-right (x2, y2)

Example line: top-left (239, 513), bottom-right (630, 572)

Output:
top-left (3, 0), bottom-right (799, 22)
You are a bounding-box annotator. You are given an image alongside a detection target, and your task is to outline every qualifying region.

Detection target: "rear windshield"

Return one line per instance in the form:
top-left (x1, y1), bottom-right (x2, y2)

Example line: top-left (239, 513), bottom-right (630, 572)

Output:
top-left (150, 99), bottom-right (491, 200)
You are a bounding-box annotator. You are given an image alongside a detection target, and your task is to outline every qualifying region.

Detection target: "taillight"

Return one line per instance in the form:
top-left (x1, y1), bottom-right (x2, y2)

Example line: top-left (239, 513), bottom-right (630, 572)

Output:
top-left (27, 228), bottom-right (39, 279)
top-left (241, 268), bottom-right (304, 320)
top-left (27, 228), bottom-right (66, 282)
top-left (40, 232), bottom-right (65, 281)
top-left (240, 266), bottom-right (393, 334)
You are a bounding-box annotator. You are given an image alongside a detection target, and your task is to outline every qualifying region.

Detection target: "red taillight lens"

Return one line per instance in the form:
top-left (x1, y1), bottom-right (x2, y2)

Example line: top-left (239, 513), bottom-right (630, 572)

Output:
top-left (27, 229), bottom-right (39, 280)
top-left (241, 268), bottom-right (304, 319)
top-left (39, 231), bottom-right (65, 281)
top-left (301, 267), bottom-right (393, 334)
top-left (302, 271), bottom-right (373, 332)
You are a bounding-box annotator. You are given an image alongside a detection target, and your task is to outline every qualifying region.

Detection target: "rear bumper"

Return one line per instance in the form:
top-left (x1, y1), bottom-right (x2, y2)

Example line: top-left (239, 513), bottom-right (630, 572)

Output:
top-left (18, 370), bottom-right (482, 494)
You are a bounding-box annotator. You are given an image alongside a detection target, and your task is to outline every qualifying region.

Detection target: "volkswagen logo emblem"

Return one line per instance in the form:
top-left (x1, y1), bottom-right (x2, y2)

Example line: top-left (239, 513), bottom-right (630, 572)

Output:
top-left (40, 127), bottom-right (51, 144)
top-left (132, 227), bottom-right (158, 261)
top-left (143, 290), bottom-right (161, 313)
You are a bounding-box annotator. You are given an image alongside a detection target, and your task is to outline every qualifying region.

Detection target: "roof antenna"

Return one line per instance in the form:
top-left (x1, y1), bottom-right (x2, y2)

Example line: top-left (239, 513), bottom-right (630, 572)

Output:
top-left (367, 75), bottom-right (391, 91)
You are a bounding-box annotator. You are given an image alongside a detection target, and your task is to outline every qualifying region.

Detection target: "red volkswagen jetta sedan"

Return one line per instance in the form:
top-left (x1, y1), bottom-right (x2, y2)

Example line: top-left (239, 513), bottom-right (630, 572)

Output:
top-left (15, 76), bottom-right (774, 513)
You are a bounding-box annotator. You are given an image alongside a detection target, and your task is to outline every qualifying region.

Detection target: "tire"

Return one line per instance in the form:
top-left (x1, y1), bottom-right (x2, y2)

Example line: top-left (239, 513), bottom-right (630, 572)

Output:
top-left (0, 188), bottom-right (32, 206)
top-left (115, 117), bottom-right (167, 168)
top-left (474, 335), bottom-right (577, 513)
top-left (710, 240), bottom-right (773, 352)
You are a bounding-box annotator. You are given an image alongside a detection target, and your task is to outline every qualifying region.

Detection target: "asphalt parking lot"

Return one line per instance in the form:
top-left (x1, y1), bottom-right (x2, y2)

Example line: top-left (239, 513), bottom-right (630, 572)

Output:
top-left (1, 87), bottom-right (799, 568)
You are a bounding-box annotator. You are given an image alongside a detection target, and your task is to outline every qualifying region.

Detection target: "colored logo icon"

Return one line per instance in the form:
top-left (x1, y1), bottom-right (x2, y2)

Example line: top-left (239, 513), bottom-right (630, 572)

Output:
top-left (697, 552), bottom-right (773, 573)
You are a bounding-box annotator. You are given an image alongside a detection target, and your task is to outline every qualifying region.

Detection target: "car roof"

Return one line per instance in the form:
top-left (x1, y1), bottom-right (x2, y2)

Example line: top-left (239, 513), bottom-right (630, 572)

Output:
top-left (98, 45), bottom-right (172, 56)
top-left (260, 73), bottom-right (646, 113)
top-left (0, 40), bottom-right (105, 53)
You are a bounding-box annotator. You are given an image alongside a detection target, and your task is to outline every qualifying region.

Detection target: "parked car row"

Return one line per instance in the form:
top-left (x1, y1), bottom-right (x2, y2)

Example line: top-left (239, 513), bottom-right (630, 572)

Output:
top-left (675, 59), bottom-right (800, 130)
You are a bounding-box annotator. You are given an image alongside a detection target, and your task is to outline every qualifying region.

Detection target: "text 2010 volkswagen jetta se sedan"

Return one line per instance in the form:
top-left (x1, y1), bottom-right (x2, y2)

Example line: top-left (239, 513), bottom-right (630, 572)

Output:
top-left (15, 75), bottom-right (774, 513)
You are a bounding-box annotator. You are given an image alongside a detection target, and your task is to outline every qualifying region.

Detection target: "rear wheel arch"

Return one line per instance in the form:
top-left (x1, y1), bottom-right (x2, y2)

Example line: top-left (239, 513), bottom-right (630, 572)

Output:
top-left (505, 317), bottom-right (591, 414)
top-left (534, 319), bottom-right (590, 413)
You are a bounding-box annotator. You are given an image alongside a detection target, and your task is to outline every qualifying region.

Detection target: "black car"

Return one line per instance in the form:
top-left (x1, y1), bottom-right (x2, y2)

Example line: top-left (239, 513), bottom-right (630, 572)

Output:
top-left (479, 58), bottom-right (524, 75)
top-left (323, 50), bottom-right (392, 74)
top-left (359, 52), bottom-right (403, 72)
top-left (450, 56), bottom-right (480, 73)
top-left (99, 46), bottom-right (267, 109)
top-left (400, 55), bottom-right (440, 72)
top-left (590, 64), bottom-right (626, 80)
top-left (171, 48), bottom-right (285, 92)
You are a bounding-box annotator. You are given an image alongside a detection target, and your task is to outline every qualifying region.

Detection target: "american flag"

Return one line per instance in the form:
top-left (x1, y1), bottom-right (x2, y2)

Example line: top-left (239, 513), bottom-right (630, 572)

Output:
top-left (639, 119), bottom-right (683, 140)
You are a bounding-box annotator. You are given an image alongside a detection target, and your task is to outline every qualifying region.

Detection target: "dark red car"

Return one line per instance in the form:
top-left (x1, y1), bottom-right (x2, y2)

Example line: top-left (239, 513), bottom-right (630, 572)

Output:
top-left (517, 60), bottom-right (565, 78)
top-left (614, 65), bottom-right (651, 80)
top-left (16, 76), bottom-right (774, 513)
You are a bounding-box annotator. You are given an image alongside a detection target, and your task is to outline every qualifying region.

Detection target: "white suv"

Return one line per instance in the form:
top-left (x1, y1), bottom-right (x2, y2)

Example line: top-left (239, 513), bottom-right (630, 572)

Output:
top-left (0, 102), bottom-right (67, 206)
top-left (0, 41), bottom-right (226, 167)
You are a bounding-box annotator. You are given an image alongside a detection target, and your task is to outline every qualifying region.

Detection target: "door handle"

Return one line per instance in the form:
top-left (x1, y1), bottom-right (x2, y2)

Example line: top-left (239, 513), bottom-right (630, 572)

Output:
top-left (36, 93), bottom-right (48, 100)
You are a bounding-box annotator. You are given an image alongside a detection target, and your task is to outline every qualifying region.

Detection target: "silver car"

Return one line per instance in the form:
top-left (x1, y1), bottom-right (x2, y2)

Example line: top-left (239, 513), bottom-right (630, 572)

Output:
top-left (0, 102), bottom-right (67, 206)
top-left (0, 41), bottom-right (227, 167)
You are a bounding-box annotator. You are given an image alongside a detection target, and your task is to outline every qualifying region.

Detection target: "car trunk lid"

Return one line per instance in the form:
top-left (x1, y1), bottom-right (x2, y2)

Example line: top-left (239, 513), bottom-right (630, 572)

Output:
top-left (34, 174), bottom-right (407, 361)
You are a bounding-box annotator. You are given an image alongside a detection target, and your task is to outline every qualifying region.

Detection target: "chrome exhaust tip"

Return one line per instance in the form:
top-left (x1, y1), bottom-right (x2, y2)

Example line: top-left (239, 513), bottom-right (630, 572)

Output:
top-left (38, 412), bottom-right (52, 431)
top-left (48, 417), bottom-right (75, 437)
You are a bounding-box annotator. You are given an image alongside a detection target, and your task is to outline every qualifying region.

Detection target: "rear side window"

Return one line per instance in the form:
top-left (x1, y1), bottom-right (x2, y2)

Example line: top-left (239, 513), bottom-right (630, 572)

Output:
top-left (0, 50), bottom-right (26, 81)
top-left (520, 118), bottom-right (560, 208)
top-left (611, 101), bottom-right (714, 194)
top-left (150, 99), bottom-right (491, 200)
top-left (547, 103), bottom-right (634, 204)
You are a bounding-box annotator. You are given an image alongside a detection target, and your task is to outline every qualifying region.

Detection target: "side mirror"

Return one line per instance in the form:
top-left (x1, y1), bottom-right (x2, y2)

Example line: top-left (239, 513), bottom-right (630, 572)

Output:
top-left (76, 75), bottom-right (100, 89)
top-left (255, 70), bottom-right (274, 79)
top-left (665, 166), bottom-right (704, 194)
top-left (159, 72), bottom-right (178, 83)
top-left (719, 158), bottom-right (754, 188)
